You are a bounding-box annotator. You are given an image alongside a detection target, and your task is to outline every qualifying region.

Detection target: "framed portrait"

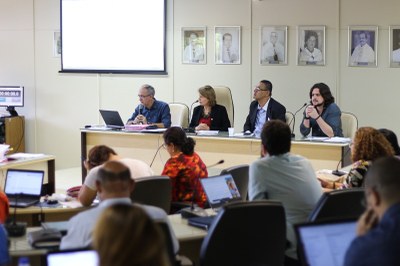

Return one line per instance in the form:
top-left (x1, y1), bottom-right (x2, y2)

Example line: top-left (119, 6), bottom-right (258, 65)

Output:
top-left (260, 26), bottom-right (287, 65)
top-left (215, 26), bottom-right (241, 65)
top-left (348, 26), bottom-right (378, 67)
top-left (53, 31), bottom-right (61, 57)
top-left (181, 27), bottom-right (206, 64)
top-left (389, 26), bottom-right (400, 68)
top-left (297, 25), bottom-right (325, 66)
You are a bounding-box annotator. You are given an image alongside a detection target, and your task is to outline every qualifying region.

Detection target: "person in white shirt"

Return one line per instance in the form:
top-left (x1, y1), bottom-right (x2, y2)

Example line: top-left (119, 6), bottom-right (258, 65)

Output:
top-left (183, 32), bottom-right (204, 63)
top-left (350, 31), bottom-right (375, 65)
top-left (261, 31), bottom-right (285, 63)
top-left (220, 33), bottom-right (239, 64)
top-left (299, 31), bottom-right (323, 63)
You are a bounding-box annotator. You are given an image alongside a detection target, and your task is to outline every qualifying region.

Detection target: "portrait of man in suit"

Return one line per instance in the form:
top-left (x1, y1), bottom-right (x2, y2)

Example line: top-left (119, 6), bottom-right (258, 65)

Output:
top-left (215, 26), bottom-right (241, 64)
top-left (260, 26), bottom-right (287, 65)
top-left (182, 28), bottom-right (206, 64)
top-left (349, 28), bottom-right (377, 67)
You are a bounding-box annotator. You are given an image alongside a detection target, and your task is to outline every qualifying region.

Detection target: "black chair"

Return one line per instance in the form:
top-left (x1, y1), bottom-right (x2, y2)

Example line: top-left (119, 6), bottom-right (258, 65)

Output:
top-left (199, 200), bottom-right (286, 266)
top-left (130, 176), bottom-right (172, 214)
top-left (308, 188), bottom-right (365, 222)
top-left (220, 164), bottom-right (249, 201)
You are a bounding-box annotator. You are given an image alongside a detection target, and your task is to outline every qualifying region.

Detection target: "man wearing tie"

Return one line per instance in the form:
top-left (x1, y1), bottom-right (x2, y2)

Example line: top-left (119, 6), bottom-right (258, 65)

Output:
top-left (262, 31), bottom-right (285, 63)
top-left (243, 80), bottom-right (286, 137)
top-left (183, 32), bottom-right (204, 63)
top-left (221, 33), bottom-right (238, 64)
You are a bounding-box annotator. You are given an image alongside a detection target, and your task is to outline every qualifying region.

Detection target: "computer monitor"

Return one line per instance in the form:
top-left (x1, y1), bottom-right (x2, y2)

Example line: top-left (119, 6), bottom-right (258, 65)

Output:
top-left (0, 86), bottom-right (24, 116)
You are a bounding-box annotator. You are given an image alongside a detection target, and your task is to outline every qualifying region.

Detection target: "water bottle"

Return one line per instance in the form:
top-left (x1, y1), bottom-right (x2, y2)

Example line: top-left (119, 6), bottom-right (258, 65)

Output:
top-left (18, 256), bottom-right (30, 266)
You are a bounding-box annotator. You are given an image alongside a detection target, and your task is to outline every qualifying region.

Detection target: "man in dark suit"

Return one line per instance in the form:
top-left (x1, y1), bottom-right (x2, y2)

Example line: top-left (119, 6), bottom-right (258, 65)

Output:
top-left (243, 80), bottom-right (286, 136)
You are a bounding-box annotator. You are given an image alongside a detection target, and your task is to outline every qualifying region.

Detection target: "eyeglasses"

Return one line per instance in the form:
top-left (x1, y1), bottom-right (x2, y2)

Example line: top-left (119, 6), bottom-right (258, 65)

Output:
top-left (254, 86), bottom-right (267, 93)
top-left (138, 94), bottom-right (151, 99)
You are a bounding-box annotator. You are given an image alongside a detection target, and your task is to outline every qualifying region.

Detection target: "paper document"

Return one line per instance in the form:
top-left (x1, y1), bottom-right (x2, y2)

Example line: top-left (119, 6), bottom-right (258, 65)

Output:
top-left (196, 130), bottom-right (219, 136)
top-left (7, 153), bottom-right (46, 159)
top-left (323, 137), bottom-right (351, 143)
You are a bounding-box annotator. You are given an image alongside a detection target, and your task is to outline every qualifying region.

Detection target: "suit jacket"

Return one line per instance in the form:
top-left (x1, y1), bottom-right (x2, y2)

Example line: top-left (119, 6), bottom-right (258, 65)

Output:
top-left (243, 98), bottom-right (286, 133)
top-left (190, 104), bottom-right (231, 131)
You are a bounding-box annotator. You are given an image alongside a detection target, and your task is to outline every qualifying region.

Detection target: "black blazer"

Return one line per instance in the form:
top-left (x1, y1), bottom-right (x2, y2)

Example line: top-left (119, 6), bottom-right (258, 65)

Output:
top-left (190, 104), bottom-right (231, 131)
top-left (243, 98), bottom-right (286, 132)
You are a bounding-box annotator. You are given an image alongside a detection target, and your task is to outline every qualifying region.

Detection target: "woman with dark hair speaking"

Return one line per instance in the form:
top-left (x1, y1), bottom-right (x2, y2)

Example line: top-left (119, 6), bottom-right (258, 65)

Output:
top-left (161, 127), bottom-right (208, 209)
top-left (189, 85), bottom-right (231, 131)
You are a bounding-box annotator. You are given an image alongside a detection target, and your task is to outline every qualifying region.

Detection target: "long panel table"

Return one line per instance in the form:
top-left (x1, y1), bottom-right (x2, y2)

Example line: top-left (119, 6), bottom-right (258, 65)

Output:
top-left (80, 129), bottom-right (351, 181)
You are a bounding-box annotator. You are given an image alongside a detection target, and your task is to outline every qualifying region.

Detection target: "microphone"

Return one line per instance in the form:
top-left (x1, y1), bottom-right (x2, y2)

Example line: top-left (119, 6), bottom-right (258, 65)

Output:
top-left (290, 103), bottom-right (307, 138)
top-left (189, 100), bottom-right (198, 118)
top-left (149, 144), bottom-right (164, 168)
top-left (5, 194), bottom-right (27, 237)
top-left (181, 160), bottom-right (225, 219)
top-left (138, 104), bottom-right (143, 115)
top-left (332, 147), bottom-right (351, 176)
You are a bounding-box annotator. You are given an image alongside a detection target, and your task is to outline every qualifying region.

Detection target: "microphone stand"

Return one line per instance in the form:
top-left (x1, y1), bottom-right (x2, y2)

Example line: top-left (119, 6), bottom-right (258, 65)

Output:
top-left (180, 160), bottom-right (224, 219)
top-left (5, 193), bottom-right (27, 237)
top-left (332, 147), bottom-right (351, 176)
top-left (149, 144), bottom-right (164, 168)
top-left (290, 103), bottom-right (307, 138)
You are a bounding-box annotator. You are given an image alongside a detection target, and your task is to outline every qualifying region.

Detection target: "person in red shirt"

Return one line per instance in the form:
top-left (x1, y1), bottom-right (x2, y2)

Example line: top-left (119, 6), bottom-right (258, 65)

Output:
top-left (0, 192), bottom-right (9, 224)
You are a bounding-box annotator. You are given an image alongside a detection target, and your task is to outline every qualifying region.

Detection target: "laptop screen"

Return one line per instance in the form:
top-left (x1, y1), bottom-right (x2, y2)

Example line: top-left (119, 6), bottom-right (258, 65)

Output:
top-left (5, 169), bottom-right (44, 196)
top-left (200, 174), bottom-right (241, 209)
top-left (99, 109), bottom-right (125, 129)
top-left (47, 249), bottom-right (99, 266)
top-left (295, 219), bottom-right (357, 266)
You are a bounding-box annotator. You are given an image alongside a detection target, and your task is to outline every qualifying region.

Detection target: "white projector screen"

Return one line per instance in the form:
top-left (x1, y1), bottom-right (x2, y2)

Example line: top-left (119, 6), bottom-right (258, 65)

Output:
top-left (61, 0), bottom-right (166, 74)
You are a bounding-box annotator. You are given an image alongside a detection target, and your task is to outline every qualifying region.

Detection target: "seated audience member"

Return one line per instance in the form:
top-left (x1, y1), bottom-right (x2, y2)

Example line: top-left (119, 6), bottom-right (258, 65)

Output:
top-left (248, 120), bottom-right (322, 265)
top-left (300, 83), bottom-right (343, 137)
top-left (378, 128), bottom-right (400, 156)
top-left (161, 127), bottom-right (208, 209)
top-left (79, 145), bottom-right (154, 206)
top-left (61, 161), bottom-right (178, 253)
top-left (127, 84), bottom-right (171, 128)
top-left (0, 192), bottom-right (9, 224)
top-left (93, 204), bottom-right (170, 266)
top-left (243, 80), bottom-right (286, 137)
top-left (344, 157), bottom-right (400, 266)
top-left (0, 225), bottom-right (9, 266)
top-left (189, 85), bottom-right (231, 131)
top-left (320, 127), bottom-right (394, 189)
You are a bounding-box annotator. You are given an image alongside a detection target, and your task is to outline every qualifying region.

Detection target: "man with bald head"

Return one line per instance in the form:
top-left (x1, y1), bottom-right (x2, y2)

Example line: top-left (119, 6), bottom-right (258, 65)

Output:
top-left (61, 161), bottom-right (178, 253)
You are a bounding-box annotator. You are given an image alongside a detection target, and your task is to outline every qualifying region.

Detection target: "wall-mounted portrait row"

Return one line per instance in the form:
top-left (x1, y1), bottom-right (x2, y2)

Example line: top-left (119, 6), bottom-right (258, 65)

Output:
top-left (181, 26), bottom-right (400, 68)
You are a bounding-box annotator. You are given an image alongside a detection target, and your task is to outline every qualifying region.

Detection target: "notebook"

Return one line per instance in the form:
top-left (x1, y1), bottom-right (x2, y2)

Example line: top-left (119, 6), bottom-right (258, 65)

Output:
top-left (99, 109), bottom-right (125, 129)
top-left (47, 249), bottom-right (99, 266)
top-left (188, 174), bottom-right (241, 230)
top-left (295, 219), bottom-right (357, 266)
top-left (4, 169), bottom-right (44, 208)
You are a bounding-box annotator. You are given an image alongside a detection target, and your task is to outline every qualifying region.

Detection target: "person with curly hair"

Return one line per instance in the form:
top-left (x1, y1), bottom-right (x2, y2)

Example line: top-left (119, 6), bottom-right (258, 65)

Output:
top-left (321, 127), bottom-right (394, 189)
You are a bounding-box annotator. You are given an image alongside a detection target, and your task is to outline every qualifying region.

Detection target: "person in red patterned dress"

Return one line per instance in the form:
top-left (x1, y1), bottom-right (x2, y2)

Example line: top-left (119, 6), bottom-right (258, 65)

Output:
top-left (162, 127), bottom-right (208, 210)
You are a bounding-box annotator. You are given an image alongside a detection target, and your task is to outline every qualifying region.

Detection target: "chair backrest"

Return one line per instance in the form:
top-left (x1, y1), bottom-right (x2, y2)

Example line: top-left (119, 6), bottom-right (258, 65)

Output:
top-left (155, 221), bottom-right (177, 266)
top-left (200, 201), bottom-right (286, 266)
top-left (341, 112), bottom-right (358, 139)
top-left (308, 188), bottom-right (365, 222)
top-left (220, 164), bottom-right (249, 201)
top-left (285, 111), bottom-right (295, 131)
top-left (130, 176), bottom-right (172, 214)
top-left (213, 86), bottom-right (234, 127)
top-left (169, 102), bottom-right (189, 128)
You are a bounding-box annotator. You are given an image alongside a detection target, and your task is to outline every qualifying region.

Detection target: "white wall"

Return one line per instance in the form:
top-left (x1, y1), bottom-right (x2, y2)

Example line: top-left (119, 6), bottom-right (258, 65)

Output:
top-left (0, 0), bottom-right (399, 169)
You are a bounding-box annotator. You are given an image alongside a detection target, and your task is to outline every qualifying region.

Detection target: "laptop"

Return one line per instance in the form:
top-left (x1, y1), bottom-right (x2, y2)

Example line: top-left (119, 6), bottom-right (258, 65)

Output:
top-left (47, 249), bottom-right (99, 266)
top-left (188, 174), bottom-right (241, 230)
top-left (294, 219), bottom-right (357, 266)
top-left (99, 109), bottom-right (125, 129)
top-left (5, 169), bottom-right (44, 208)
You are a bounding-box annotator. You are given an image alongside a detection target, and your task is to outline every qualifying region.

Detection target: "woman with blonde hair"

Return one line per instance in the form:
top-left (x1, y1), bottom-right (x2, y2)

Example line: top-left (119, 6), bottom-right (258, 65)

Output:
top-left (322, 127), bottom-right (394, 189)
top-left (189, 85), bottom-right (231, 131)
top-left (92, 204), bottom-right (170, 266)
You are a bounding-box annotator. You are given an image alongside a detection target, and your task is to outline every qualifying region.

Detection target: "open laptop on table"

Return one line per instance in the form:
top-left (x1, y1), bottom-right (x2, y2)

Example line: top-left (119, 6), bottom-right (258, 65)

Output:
top-left (188, 173), bottom-right (241, 230)
top-left (5, 169), bottom-right (44, 208)
top-left (294, 218), bottom-right (357, 266)
top-left (99, 109), bottom-right (125, 129)
top-left (47, 249), bottom-right (99, 266)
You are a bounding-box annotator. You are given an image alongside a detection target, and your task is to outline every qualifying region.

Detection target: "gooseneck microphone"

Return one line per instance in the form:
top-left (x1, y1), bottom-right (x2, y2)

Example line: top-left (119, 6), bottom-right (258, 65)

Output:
top-left (5, 194), bottom-right (27, 237)
top-left (149, 144), bottom-right (164, 168)
top-left (180, 159), bottom-right (225, 219)
top-left (332, 147), bottom-right (351, 176)
top-left (289, 103), bottom-right (307, 138)
top-left (189, 100), bottom-right (199, 118)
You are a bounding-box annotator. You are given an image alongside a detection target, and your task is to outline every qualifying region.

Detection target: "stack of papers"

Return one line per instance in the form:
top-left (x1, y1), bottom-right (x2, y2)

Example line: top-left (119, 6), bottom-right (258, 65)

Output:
top-left (196, 130), bottom-right (219, 136)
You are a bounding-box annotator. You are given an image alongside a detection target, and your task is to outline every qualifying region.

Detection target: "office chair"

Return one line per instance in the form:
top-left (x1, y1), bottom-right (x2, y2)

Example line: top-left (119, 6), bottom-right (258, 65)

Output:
top-left (169, 102), bottom-right (189, 128)
top-left (130, 176), bottom-right (172, 214)
top-left (341, 112), bottom-right (358, 139)
top-left (213, 86), bottom-right (234, 127)
top-left (199, 201), bottom-right (286, 266)
top-left (220, 164), bottom-right (249, 201)
top-left (308, 188), bottom-right (365, 222)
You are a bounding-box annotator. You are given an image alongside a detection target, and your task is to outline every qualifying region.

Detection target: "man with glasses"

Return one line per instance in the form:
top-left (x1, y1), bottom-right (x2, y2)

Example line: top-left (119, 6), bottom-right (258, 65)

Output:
top-left (127, 84), bottom-right (171, 128)
top-left (344, 156), bottom-right (400, 266)
top-left (243, 80), bottom-right (286, 137)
